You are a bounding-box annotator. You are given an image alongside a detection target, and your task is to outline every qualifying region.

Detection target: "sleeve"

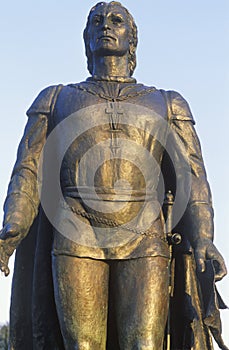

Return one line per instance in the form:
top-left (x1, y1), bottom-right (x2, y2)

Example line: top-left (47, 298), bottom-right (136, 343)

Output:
top-left (166, 90), bottom-right (214, 245)
top-left (2, 85), bottom-right (60, 248)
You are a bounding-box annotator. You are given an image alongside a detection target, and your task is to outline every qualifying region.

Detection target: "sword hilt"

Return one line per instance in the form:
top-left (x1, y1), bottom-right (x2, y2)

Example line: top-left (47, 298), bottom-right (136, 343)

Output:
top-left (164, 191), bottom-right (182, 246)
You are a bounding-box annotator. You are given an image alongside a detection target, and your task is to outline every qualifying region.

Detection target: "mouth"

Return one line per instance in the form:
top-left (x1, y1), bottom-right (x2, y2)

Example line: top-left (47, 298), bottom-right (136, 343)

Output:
top-left (98, 35), bottom-right (116, 41)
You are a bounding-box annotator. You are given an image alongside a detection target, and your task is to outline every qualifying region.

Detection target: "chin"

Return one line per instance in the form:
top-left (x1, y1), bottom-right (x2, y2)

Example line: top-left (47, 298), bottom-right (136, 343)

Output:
top-left (95, 46), bottom-right (128, 57)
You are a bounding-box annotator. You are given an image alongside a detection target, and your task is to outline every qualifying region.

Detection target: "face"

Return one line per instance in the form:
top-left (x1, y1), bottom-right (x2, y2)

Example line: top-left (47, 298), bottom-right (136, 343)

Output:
top-left (88, 4), bottom-right (131, 57)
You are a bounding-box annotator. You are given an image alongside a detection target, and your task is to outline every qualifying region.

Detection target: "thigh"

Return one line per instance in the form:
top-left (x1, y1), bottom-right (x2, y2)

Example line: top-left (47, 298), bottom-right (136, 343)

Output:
top-left (52, 255), bottom-right (109, 350)
top-left (114, 256), bottom-right (169, 350)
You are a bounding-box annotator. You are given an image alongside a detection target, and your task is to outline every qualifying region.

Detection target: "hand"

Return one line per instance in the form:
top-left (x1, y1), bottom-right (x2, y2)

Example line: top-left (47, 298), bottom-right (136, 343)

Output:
top-left (0, 224), bottom-right (20, 277)
top-left (194, 238), bottom-right (227, 281)
top-left (0, 239), bottom-right (10, 276)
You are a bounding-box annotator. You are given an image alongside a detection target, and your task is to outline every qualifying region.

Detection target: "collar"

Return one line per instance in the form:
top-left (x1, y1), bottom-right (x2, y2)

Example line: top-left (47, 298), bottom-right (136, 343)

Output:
top-left (68, 80), bottom-right (156, 102)
top-left (87, 75), bottom-right (137, 84)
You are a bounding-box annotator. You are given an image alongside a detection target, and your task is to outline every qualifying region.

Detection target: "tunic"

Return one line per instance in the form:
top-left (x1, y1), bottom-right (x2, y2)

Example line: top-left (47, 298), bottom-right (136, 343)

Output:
top-left (5, 78), bottom-right (227, 350)
top-left (3, 78), bottom-right (213, 261)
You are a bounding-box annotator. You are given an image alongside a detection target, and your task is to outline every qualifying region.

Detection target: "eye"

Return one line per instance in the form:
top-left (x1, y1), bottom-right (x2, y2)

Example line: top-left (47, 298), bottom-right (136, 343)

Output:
top-left (92, 16), bottom-right (102, 26)
top-left (112, 15), bottom-right (124, 25)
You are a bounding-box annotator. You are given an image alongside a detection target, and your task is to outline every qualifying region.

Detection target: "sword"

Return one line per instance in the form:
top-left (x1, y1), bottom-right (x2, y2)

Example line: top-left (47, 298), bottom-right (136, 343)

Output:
top-left (164, 191), bottom-right (181, 350)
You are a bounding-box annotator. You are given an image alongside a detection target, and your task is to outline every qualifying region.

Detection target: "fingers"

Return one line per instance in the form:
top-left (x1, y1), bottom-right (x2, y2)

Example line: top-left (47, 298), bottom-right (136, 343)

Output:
top-left (0, 255), bottom-right (10, 277)
top-left (194, 250), bottom-right (206, 273)
top-left (214, 265), bottom-right (227, 282)
top-left (206, 244), bottom-right (227, 281)
top-left (212, 257), bottom-right (227, 282)
top-left (0, 242), bottom-right (10, 277)
top-left (0, 263), bottom-right (10, 277)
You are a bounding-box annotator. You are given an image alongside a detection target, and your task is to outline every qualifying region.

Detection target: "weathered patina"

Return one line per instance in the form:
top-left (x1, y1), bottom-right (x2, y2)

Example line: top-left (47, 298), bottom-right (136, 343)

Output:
top-left (0, 2), bottom-right (227, 349)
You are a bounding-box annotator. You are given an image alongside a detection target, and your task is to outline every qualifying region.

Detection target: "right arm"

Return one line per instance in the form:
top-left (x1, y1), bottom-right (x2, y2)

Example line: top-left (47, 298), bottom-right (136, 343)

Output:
top-left (0, 85), bottom-right (60, 276)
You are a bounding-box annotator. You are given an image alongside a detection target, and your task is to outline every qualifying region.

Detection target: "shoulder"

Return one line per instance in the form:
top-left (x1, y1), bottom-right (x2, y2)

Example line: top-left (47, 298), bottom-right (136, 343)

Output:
top-left (26, 84), bottom-right (64, 117)
top-left (160, 89), bottom-right (195, 124)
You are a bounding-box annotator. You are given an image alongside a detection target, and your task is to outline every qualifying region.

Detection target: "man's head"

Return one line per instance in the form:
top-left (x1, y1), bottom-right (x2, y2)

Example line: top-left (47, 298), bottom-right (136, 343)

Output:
top-left (84, 2), bottom-right (138, 76)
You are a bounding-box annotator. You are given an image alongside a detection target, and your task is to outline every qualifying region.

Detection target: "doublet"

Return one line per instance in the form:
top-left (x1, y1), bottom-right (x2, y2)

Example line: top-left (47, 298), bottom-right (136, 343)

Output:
top-left (3, 79), bottom-right (214, 260)
top-left (6, 79), bottom-right (227, 350)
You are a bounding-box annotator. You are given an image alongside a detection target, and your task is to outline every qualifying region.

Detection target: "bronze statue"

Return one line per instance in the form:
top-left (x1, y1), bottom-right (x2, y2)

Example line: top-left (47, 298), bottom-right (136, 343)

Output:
top-left (0, 2), bottom-right (227, 349)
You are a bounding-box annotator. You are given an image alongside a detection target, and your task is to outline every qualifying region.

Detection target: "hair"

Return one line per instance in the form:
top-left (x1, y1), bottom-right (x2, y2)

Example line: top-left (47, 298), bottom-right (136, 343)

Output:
top-left (83, 1), bottom-right (138, 76)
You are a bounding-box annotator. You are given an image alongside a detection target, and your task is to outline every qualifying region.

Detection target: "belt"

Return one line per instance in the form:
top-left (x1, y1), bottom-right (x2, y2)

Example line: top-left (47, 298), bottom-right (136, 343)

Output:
top-left (62, 186), bottom-right (157, 202)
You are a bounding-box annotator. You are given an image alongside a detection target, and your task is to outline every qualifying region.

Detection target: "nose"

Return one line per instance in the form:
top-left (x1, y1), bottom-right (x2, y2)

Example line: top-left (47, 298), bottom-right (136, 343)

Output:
top-left (102, 17), bottom-right (110, 30)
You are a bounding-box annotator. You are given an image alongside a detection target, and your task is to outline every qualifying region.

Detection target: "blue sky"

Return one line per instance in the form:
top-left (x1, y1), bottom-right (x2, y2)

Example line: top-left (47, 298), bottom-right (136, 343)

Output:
top-left (0, 0), bottom-right (228, 346)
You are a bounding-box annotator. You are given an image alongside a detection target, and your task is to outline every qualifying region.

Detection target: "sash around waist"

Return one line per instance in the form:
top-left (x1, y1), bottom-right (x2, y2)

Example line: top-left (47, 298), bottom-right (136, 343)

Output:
top-left (62, 186), bottom-right (158, 202)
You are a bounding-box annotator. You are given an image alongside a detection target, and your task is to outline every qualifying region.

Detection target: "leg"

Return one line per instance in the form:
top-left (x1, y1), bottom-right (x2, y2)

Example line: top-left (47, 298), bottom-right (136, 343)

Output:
top-left (114, 256), bottom-right (169, 350)
top-left (52, 255), bottom-right (109, 350)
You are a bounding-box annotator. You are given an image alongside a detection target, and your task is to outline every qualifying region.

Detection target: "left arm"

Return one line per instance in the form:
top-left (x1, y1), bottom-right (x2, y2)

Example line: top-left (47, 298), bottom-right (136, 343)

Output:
top-left (168, 90), bottom-right (227, 281)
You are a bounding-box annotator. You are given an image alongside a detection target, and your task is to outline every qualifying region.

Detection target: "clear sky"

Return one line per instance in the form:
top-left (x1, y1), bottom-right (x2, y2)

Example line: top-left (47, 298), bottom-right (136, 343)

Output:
top-left (0, 0), bottom-right (228, 347)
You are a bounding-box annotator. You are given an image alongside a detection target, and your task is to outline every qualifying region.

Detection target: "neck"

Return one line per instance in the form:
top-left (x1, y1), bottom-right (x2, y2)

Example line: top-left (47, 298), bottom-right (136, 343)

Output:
top-left (92, 54), bottom-right (130, 79)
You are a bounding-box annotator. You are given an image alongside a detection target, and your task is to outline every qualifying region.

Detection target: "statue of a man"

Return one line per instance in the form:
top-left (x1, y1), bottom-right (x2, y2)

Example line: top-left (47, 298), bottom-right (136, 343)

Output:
top-left (0, 2), bottom-right (227, 349)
